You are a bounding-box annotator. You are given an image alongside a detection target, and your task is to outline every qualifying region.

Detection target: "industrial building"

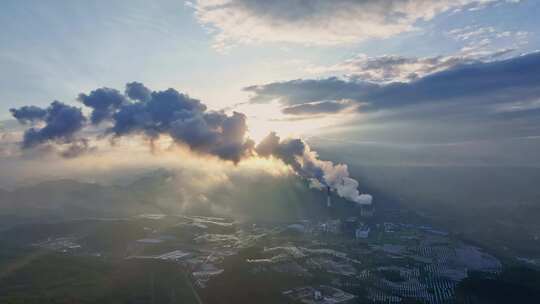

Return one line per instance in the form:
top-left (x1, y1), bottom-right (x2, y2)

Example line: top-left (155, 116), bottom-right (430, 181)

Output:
top-left (282, 285), bottom-right (356, 304)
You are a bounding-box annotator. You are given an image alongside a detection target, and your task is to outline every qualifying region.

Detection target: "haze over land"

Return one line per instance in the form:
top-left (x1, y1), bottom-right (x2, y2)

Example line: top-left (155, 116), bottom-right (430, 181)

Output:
top-left (1, 1), bottom-right (540, 303)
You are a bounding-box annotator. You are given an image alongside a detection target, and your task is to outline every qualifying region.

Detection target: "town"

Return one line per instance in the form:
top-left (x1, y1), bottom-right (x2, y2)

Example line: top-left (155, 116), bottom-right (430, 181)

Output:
top-left (26, 202), bottom-right (502, 304)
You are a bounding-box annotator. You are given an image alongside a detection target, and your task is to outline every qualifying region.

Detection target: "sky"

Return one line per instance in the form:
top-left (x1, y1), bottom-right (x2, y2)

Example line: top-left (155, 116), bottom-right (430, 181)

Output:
top-left (1, 0), bottom-right (540, 188)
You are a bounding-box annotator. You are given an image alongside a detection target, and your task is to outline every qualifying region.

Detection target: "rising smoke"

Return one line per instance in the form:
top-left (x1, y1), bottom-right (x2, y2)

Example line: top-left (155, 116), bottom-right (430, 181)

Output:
top-left (9, 82), bottom-right (372, 205)
top-left (256, 132), bottom-right (372, 205)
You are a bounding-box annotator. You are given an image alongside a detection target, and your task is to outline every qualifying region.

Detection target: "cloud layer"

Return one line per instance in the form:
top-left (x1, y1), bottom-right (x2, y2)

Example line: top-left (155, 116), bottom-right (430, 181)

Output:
top-left (246, 52), bottom-right (540, 121)
top-left (9, 82), bottom-right (372, 205)
top-left (192, 0), bottom-right (499, 49)
top-left (307, 49), bottom-right (515, 83)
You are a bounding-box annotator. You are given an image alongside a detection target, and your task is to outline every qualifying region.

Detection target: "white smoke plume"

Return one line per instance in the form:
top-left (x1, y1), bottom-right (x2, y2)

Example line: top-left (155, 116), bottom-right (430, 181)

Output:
top-left (256, 132), bottom-right (372, 205)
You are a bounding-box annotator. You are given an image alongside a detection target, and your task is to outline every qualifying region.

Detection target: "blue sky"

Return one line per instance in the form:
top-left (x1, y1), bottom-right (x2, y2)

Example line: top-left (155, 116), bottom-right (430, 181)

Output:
top-left (0, 0), bottom-right (336, 114)
top-left (1, 0), bottom-right (538, 116)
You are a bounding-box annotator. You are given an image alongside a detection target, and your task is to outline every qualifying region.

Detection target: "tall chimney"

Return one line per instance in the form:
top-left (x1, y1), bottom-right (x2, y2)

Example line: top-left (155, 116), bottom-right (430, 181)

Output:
top-left (326, 186), bottom-right (332, 208)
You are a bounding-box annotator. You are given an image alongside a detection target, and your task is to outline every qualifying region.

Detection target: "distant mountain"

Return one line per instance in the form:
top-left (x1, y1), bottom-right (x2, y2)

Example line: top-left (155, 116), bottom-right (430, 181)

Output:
top-left (0, 170), bottom-right (180, 220)
top-left (0, 169), bottom-right (370, 225)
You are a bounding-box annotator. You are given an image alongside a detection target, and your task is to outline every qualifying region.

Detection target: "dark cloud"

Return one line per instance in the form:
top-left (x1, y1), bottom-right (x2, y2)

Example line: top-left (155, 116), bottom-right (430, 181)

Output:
top-left (189, 113), bottom-right (252, 161)
top-left (109, 102), bottom-right (151, 136)
top-left (282, 100), bottom-right (353, 115)
top-left (107, 88), bottom-right (251, 162)
top-left (69, 84), bottom-right (250, 162)
top-left (9, 82), bottom-right (372, 204)
top-left (168, 111), bottom-right (253, 163)
top-left (9, 106), bottom-right (47, 124)
top-left (245, 77), bottom-right (375, 106)
top-left (146, 89), bottom-right (207, 126)
top-left (11, 85), bottom-right (254, 163)
top-left (78, 88), bottom-right (127, 124)
top-left (256, 134), bottom-right (312, 183)
top-left (256, 133), bottom-right (307, 172)
top-left (275, 138), bottom-right (323, 180)
top-left (211, 112), bottom-right (254, 162)
top-left (109, 89), bottom-right (205, 135)
top-left (125, 81), bottom-right (151, 102)
top-left (14, 101), bottom-right (86, 148)
top-left (169, 115), bottom-right (218, 149)
top-left (246, 52), bottom-right (540, 120)
top-left (366, 52), bottom-right (540, 111)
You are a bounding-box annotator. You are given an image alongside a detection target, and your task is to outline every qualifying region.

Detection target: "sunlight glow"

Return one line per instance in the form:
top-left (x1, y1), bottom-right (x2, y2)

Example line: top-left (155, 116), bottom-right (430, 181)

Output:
top-left (235, 101), bottom-right (359, 143)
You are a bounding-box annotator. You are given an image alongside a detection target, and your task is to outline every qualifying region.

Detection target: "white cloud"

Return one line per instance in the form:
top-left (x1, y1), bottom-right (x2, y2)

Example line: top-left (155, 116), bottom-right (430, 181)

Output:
top-left (306, 48), bottom-right (514, 83)
top-left (191, 0), bottom-right (496, 50)
top-left (304, 21), bottom-right (530, 83)
top-left (449, 26), bottom-right (496, 41)
top-left (448, 25), bottom-right (529, 56)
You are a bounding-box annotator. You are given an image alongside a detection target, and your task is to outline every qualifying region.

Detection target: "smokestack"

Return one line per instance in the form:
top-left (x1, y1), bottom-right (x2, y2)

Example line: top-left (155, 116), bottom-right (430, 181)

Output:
top-left (326, 186), bottom-right (332, 208)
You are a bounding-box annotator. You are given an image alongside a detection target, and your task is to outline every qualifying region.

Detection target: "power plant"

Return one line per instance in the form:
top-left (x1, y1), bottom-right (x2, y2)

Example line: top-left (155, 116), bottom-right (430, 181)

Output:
top-left (326, 186), bottom-right (332, 208)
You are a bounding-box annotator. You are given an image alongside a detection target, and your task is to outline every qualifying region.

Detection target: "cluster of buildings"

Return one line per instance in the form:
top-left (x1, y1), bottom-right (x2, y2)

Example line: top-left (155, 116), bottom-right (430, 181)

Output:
top-left (320, 217), bottom-right (371, 240)
top-left (282, 285), bottom-right (356, 304)
top-left (28, 211), bottom-right (507, 303)
top-left (33, 236), bottom-right (82, 253)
